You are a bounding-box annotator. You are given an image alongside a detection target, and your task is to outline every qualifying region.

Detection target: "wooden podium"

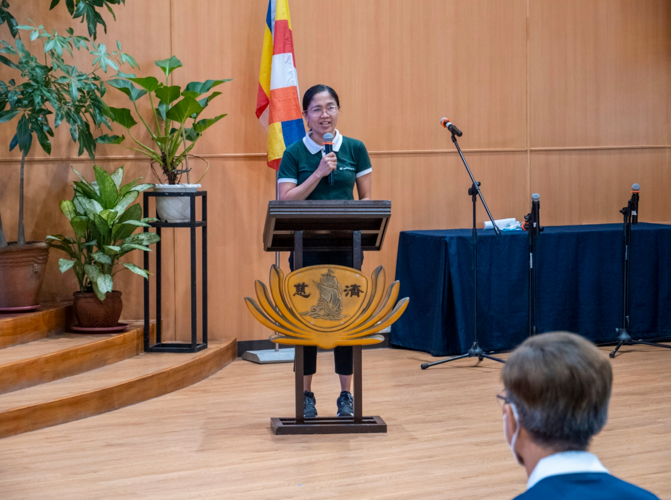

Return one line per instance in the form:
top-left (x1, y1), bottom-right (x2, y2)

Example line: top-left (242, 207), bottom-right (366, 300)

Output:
top-left (262, 200), bottom-right (391, 434)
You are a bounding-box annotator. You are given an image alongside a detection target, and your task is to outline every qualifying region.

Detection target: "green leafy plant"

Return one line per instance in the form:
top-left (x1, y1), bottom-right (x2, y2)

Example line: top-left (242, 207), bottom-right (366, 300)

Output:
top-left (108, 55), bottom-right (231, 184)
top-left (49, 165), bottom-right (160, 302)
top-left (0, 1), bottom-right (127, 41)
top-left (0, 1), bottom-right (17, 38)
top-left (0, 24), bottom-right (137, 247)
top-left (49, 0), bottom-right (128, 40)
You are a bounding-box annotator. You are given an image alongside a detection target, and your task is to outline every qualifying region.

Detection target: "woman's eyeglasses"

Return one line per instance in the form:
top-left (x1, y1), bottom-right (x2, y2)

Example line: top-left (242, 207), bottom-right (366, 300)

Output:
top-left (308, 105), bottom-right (338, 116)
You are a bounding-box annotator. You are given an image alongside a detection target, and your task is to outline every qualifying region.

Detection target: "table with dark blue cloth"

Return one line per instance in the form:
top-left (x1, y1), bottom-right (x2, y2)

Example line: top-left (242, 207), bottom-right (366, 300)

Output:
top-left (391, 223), bottom-right (671, 356)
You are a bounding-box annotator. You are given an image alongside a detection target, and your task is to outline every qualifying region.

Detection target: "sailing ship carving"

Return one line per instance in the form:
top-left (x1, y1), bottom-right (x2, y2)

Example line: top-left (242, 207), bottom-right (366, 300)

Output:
top-left (301, 269), bottom-right (348, 321)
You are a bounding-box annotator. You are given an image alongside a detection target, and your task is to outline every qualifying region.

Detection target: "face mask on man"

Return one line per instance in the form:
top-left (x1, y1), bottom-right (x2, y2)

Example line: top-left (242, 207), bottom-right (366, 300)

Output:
top-left (503, 402), bottom-right (521, 464)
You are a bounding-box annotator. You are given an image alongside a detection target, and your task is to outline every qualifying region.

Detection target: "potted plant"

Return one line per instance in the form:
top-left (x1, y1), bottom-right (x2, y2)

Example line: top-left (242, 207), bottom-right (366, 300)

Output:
top-left (0, 22), bottom-right (137, 311)
top-left (49, 165), bottom-right (159, 328)
top-left (107, 56), bottom-right (230, 222)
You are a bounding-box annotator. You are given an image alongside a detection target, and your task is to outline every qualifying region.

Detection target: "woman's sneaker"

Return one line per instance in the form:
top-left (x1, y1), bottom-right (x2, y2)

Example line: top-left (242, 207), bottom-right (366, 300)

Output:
top-left (304, 391), bottom-right (317, 418)
top-left (337, 391), bottom-right (354, 417)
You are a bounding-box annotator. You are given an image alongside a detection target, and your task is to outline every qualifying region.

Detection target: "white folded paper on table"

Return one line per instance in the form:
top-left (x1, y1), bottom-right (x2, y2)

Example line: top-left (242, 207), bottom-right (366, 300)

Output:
top-left (484, 218), bottom-right (518, 230)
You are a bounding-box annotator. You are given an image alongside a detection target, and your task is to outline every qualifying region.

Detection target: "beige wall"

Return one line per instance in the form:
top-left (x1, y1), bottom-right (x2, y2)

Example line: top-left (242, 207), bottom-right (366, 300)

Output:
top-left (0, 1), bottom-right (669, 342)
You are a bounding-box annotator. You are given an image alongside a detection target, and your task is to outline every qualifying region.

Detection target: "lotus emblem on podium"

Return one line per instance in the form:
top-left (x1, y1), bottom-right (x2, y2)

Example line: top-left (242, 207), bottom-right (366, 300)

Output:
top-left (245, 265), bottom-right (409, 350)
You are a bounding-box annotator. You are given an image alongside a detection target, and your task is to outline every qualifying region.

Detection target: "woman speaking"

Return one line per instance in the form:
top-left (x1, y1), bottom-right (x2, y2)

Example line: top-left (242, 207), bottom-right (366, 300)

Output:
top-left (277, 84), bottom-right (372, 419)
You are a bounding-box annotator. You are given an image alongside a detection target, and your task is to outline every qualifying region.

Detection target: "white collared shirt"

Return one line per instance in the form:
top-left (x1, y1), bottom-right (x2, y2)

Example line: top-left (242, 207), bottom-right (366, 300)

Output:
top-left (527, 451), bottom-right (609, 490)
top-left (302, 129), bottom-right (343, 155)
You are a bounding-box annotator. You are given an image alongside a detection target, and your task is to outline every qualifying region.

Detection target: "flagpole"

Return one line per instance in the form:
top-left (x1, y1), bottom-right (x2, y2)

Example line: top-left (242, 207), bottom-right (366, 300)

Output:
top-left (275, 170), bottom-right (280, 353)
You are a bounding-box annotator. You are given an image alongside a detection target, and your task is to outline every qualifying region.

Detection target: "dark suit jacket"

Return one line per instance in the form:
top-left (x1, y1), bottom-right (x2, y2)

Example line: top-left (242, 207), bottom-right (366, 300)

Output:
top-left (514, 473), bottom-right (659, 500)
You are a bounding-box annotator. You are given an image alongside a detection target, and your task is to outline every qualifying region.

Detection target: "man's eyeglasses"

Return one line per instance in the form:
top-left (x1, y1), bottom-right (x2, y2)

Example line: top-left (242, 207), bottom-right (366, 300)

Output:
top-left (308, 104), bottom-right (338, 115)
top-left (496, 392), bottom-right (510, 409)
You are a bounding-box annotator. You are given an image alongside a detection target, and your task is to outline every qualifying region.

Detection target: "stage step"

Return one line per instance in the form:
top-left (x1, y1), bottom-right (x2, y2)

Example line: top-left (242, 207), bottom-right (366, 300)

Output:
top-left (0, 303), bottom-right (71, 348)
top-left (0, 338), bottom-right (236, 439)
top-left (0, 327), bottom-right (143, 394)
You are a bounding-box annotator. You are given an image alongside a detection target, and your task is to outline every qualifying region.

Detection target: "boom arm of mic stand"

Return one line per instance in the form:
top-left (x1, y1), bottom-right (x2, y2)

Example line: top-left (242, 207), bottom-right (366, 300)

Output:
top-left (451, 134), bottom-right (501, 236)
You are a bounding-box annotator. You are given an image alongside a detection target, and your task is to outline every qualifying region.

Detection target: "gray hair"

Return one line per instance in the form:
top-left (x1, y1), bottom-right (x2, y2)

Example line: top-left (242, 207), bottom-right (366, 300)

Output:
top-left (502, 332), bottom-right (612, 451)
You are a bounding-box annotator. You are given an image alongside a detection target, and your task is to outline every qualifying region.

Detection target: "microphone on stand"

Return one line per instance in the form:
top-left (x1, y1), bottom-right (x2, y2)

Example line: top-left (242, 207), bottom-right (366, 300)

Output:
top-left (531, 193), bottom-right (541, 235)
top-left (631, 183), bottom-right (640, 225)
top-left (323, 132), bottom-right (334, 185)
top-left (440, 117), bottom-right (463, 137)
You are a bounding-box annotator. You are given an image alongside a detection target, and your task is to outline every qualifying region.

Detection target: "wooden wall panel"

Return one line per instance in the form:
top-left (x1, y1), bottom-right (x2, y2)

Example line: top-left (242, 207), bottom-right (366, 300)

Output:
top-left (529, 0), bottom-right (670, 148)
top-left (0, 1), bottom-right (669, 342)
top-left (529, 149), bottom-right (671, 226)
top-left (291, 0), bottom-right (528, 152)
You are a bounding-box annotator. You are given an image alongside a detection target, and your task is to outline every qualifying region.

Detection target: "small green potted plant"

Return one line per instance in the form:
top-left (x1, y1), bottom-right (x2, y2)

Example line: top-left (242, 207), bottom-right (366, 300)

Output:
top-left (49, 165), bottom-right (159, 328)
top-left (107, 56), bottom-right (230, 222)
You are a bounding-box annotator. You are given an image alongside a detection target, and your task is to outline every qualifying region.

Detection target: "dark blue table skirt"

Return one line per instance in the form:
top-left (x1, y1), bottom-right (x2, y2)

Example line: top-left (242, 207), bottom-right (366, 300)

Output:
top-left (391, 223), bottom-right (671, 356)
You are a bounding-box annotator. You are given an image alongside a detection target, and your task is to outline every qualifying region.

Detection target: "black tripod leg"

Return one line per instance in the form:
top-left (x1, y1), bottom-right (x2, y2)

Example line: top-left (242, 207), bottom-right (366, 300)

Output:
top-left (609, 341), bottom-right (625, 359)
top-left (481, 353), bottom-right (506, 364)
top-left (421, 353), bottom-right (470, 370)
top-left (632, 340), bottom-right (671, 350)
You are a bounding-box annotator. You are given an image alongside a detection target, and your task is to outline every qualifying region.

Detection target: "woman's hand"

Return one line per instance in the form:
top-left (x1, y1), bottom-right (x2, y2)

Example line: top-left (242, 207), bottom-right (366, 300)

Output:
top-left (315, 152), bottom-right (337, 178)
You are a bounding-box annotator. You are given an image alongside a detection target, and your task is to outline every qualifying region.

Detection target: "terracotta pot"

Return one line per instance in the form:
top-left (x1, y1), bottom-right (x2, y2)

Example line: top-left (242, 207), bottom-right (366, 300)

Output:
top-left (73, 290), bottom-right (123, 328)
top-left (0, 241), bottom-right (50, 308)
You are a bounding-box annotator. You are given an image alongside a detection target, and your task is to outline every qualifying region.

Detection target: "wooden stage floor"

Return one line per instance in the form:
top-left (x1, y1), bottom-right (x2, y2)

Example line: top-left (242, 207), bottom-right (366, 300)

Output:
top-left (1, 345), bottom-right (669, 499)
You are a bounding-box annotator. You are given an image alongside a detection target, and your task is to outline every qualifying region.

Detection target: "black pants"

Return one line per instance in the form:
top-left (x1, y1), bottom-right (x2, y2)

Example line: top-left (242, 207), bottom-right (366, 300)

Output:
top-left (289, 250), bottom-right (360, 376)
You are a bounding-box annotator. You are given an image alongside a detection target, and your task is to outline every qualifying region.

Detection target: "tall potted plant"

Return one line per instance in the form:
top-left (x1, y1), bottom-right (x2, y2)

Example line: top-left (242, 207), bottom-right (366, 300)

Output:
top-left (0, 22), bottom-right (137, 311)
top-left (49, 165), bottom-right (159, 328)
top-left (107, 56), bottom-right (230, 222)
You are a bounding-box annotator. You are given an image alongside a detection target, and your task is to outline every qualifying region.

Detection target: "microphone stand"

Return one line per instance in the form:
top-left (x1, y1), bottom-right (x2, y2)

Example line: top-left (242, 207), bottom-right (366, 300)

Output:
top-left (524, 197), bottom-right (543, 337)
top-left (609, 191), bottom-right (671, 358)
top-left (422, 132), bottom-right (504, 369)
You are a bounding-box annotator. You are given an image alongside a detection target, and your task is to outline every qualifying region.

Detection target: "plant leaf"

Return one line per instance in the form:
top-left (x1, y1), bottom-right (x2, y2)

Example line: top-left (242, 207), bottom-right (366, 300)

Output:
top-left (128, 76), bottom-right (161, 92)
top-left (60, 200), bottom-right (77, 220)
top-left (111, 190), bottom-right (139, 217)
top-left (93, 165), bottom-right (119, 209)
top-left (154, 85), bottom-right (181, 105)
top-left (70, 216), bottom-right (89, 239)
top-left (58, 258), bottom-right (76, 273)
top-left (112, 203), bottom-right (143, 241)
top-left (123, 232), bottom-right (161, 247)
top-left (108, 78), bottom-right (147, 102)
top-left (123, 262), bottom-right (150, 279)
top-left (110, 165), bottom-right (124, 190)
top-left (154, 56), bottom-right (182, 78)
top-left (108, 107), bottom-right (137, 129)
top-left (120, 220), bottom-right (151, 227)
top-left (0, 109), bottom-right (19, 124)
top-left (95, 134), bottom-right (124, 144)
top-left (193, 114), bottom-right (226, 133)
top-left (91, 251), bottom-right (112, 265)
top-left (166, 97), bottom-right (203, 124)
top-left (97, 273), bottom-right (113, 294)
top-left (182, 79), bottom-right (230, 97)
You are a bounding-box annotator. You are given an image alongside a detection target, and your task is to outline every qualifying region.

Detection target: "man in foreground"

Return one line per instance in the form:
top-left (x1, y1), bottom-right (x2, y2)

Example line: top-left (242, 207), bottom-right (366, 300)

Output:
top-left (500, 332), bottom-right (659, 499)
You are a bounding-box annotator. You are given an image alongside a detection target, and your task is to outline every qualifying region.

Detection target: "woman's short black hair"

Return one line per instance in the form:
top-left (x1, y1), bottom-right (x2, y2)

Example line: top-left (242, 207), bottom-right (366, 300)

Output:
top-left (302, 84), bottom-right (340, 112)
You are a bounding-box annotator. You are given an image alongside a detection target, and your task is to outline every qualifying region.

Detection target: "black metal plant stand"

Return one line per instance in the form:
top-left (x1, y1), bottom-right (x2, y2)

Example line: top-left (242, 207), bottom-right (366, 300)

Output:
top-left (143, 191), bottom-right (208, 353)
top-left (524, 194), bottom-right (543, 337)
top-left (609, 186), bottom-right (671, 358)
top-left (422, 133), bottom-right (504, 369)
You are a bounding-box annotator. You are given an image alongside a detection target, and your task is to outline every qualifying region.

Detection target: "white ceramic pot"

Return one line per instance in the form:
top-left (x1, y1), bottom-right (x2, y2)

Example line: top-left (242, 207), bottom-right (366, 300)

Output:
top-left (153, 184), bottom-right (201, 223)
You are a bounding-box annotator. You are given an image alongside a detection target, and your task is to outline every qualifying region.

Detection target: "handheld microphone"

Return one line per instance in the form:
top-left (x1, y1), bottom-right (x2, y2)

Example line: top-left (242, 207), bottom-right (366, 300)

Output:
top-left (440, 117), bottom-right (463, 137)
top-left (323, 132), bottom-right (334, 185)
top-left (631, 183), bottom-right (640, 225)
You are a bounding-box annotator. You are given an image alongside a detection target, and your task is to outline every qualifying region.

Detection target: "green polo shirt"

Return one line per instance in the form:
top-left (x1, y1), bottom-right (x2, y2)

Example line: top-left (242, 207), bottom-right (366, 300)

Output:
top-left (278, 131), bottom-right (372, 201)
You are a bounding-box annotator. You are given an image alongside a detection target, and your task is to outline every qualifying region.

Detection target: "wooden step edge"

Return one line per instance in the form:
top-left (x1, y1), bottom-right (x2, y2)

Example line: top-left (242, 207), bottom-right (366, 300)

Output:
top-left (0, 338), bottom-right (236, 439)
top-left (0, 324), bottom-right (152, 395)
top-left (0, 304), bottom-right (72, 349)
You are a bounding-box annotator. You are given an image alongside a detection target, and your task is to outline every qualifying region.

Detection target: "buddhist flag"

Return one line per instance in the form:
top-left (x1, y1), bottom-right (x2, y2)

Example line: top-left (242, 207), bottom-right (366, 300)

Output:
top-left (256, 0), bottom-right (305, 170)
